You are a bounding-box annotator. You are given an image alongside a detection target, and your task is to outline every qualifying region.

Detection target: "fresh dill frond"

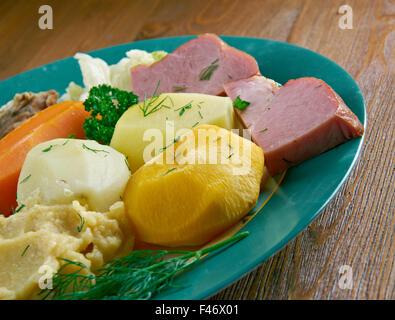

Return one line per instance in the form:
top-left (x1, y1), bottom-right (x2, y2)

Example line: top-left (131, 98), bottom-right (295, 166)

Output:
top-left (159, 136), bottom-right (181, 153)
top-left (82, 144), bottom-right (110, 154)
top-left (160, 167), bottom-right (177, 177)
top-left (19, 174), bottom-right (31, 184)
top-left (42, 145), bottom-right (56, 152)
top-left (174, 101), bottom-right (193, 117)
top-left (199, 58), bottom-right (219, 81)
top-left (21, 244), bottom-right (30, 257)
top-left (77, 213), bottom-right (85, 232)
top-left (172, 86), bottom-right (187, 92)
top-left (39, 231), bottom-right (249, 300)
top-left (139, 81), bottom-right (170, 117)
top-left (63, 134), bottom-right (76, 145)
top-left (11, 203), bottom-right (25, 215)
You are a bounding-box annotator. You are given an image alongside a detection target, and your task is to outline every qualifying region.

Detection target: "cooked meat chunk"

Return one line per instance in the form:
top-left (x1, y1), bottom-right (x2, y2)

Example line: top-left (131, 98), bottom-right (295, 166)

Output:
top-left (224, 76), bottom-right (364, 176)
top-left (0, 90), bottom-right (59, 139)
top-left (130, 33), bottom-right (259, 98)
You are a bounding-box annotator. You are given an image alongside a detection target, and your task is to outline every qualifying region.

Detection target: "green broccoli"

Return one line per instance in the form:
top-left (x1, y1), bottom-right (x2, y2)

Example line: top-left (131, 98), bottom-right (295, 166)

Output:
top-left (83, 85), bottom-right (139, 145)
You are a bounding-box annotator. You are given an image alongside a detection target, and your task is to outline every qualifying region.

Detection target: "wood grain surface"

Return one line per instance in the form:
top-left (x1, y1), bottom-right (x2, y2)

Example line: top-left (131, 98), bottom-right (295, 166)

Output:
top-left (0, 0), bottom-right (393, 300)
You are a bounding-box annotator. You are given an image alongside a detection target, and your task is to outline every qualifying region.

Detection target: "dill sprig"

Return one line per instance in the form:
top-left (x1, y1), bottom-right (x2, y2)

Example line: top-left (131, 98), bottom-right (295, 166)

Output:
top-left (39, 231), bottom-right (249, 300)
top-left (160, 167), bottom-right (177, 177)
top-left (19, 174), bottom-right (31, 184)
top-left (42, 145), bottom-right (56, 152)
top-left (199, 58), bottom-right (219, 80)
top-left (140, 81), bottom-right (170, 117)
top-left (21, 244), bottom-right (30, 257)
top-left (172, 86), bottom-right (187, 92)
top-left (159, 136), bottom-right (181, 153)
top-left (174, 101), bottom-right (193, 116)
top-left (82, 143), bottom-right (109, 154)
top-left (77, 213), bottom-right (85, 232)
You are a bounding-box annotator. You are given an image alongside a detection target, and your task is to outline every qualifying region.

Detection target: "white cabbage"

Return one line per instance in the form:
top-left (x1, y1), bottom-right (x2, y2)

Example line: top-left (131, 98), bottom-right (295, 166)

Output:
top-left (61, 49), bottom-right (167, 101)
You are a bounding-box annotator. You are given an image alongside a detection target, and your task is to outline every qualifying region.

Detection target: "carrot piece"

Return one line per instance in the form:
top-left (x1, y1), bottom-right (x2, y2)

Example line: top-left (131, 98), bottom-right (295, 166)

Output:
top-left (0, 101), bottom-right (89, 216)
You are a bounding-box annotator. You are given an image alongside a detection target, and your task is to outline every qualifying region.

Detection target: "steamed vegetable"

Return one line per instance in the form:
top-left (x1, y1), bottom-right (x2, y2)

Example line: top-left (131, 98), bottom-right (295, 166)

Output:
top-left (0, 101), bottom-right (89, 216)
top-left (82, 85), bottom-right (138, 145)
top-left (123, 125), bottom-right (264, 247)
top-left (17, 138), bottom-right (131, 212)
top-left (110, 93), bottom-right (235, 172)
top-left (62, 50), bottom-right (167, 101)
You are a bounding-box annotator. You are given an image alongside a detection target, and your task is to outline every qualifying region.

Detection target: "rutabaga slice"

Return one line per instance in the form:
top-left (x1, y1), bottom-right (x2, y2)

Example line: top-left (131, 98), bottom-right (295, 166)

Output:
top-left (17, 138), bottom-right (131, 212)
top-left (110, 93), bottom-right (235, 172)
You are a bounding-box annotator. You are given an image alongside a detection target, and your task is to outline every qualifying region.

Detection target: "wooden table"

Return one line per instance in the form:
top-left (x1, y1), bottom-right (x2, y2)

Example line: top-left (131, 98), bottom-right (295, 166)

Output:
top-left (0, 0), bottom-right (393, 300)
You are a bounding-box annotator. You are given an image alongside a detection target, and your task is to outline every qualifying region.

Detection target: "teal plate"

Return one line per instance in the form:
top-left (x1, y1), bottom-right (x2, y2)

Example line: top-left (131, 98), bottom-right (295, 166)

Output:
top-left (0, 36), bottom-right (366, 300)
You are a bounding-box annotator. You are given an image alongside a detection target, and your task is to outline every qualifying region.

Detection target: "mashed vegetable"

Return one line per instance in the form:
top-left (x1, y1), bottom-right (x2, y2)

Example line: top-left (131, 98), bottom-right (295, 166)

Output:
top-left (0, 191), bottom-right (134, 300)
top-left (62, 49), bottom-right (167, 101)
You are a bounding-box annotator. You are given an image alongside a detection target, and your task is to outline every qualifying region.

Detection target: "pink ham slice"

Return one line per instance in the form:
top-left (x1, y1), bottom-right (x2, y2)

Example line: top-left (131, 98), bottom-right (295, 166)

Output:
top-left (224, 76), bottom-right (364, 176)
top-left (130, 33), bottom-right (259, 98)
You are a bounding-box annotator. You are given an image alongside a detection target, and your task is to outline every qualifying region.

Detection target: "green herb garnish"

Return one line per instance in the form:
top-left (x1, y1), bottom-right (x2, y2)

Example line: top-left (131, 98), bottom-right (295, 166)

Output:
top-left (172, 86), bottom-right (187, 92)
top-left (139, 81), bottom-right (170, 117)
top-left (175, 101), bottom-right (193, 116)
top-left (83, 85), bottom-right (139, 145)
top-left (42, 145), bottom-right (56, 152)
top-left (192, 122), bottom-right (200, 128)
top-left (19, 174), bottom-right (31, 184)
top-left (11, 204), bottom-right (25, 215)
top-left (63, 134), bottom-right (76, 145)
top-left (77, 213), bottom-right (85, 232)
top-left (39, 231), bottom-right (249, 300)
top-left (259, 128), bottom-right (268, 133)
top-left (82, 144), bottom-right (109, 154)
top-left (21, 244), bottom-right (30, 257)
top-left (159, 136), bottom-right (181, 153)
top-left (16, 204), bottom-right (25, 213)
top-left (160, 167), bottom-right (177, 176)
top-left (233, 96), bottom-right (250, 110)
top-left (199, 58), bottom-right (219, 80)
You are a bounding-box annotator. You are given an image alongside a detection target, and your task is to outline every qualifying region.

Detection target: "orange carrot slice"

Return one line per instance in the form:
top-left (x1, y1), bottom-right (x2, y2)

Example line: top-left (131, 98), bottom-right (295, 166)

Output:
top-left (0, 101), bottom-right (89, 216)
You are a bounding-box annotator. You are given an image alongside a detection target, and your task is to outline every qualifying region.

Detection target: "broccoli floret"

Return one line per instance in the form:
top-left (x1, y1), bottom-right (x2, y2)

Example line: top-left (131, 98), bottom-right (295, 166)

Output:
top-left (83, 85), bottom-right (139, 145)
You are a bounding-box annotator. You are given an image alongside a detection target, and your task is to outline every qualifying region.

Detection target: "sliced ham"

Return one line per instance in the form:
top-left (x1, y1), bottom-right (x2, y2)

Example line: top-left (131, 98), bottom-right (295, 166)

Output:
top-left (224, 76), bottom-right (364, 176)
top-left (130, 33), bottom-right (259, 99)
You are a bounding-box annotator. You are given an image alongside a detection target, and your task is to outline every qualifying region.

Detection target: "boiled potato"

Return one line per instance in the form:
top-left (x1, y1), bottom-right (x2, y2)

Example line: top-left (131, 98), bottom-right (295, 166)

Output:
top-left (110, 93), bottom-right (235, 172)
top-left (17, 138), bottom-right (131, 212)
top-left (123, 125), bottom-right (264, 247)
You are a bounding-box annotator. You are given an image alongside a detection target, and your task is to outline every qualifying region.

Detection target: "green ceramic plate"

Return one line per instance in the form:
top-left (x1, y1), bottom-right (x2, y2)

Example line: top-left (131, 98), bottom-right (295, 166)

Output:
top-left (0, 36), bottom-right (366, 300)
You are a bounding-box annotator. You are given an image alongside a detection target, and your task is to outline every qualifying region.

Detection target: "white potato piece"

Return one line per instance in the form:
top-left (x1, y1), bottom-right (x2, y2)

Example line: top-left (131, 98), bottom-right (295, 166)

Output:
top-left (110, 93), bottom-right (235, 172)
top-left (17, 138), bottom-right (131, 212)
